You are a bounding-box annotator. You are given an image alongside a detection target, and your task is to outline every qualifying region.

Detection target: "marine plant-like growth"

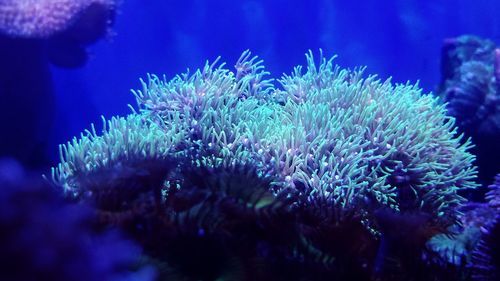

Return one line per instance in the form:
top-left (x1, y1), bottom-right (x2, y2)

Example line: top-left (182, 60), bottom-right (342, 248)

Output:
top-left (50, 51), bottom-right (478, 280)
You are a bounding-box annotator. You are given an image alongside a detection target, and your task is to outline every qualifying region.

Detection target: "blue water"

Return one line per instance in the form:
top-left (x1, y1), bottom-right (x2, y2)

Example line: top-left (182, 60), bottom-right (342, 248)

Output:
top-left (50, 0), bottom-right (500, 162)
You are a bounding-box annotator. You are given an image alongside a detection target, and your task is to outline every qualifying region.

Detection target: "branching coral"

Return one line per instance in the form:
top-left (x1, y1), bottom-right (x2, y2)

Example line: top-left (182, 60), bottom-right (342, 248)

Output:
top-left (50, 50), bottom-right (479, 280)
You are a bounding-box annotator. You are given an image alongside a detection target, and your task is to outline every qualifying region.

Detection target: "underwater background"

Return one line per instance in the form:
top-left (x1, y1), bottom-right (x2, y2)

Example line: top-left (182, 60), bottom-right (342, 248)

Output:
top-left (1, 0), bottom-right (500, 280)
top-left (51, 0), bottom-right (500, 161)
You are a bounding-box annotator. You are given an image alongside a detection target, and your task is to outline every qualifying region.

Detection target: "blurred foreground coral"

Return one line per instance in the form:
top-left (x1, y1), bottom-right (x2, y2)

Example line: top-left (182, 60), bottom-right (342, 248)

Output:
top-left (0, 158), bottom-right (156, 281)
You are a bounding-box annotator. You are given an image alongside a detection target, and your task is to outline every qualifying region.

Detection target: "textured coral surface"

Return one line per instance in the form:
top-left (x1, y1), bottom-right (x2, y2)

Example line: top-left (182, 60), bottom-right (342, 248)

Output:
top-left (49, 51), bottom-right (479, 280)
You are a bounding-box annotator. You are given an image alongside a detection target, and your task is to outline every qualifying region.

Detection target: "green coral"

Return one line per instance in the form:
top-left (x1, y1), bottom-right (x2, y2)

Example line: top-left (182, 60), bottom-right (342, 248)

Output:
top-left (50, 114), bottom-right (187, 205)
top-left (50, 50), bottom-right (478, 234)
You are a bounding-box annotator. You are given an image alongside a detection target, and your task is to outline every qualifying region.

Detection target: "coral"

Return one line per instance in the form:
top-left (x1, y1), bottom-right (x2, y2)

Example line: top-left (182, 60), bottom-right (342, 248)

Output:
top-left (426, 174), bottom-right (500, 280)
top-left (438, 35), bottom-right (500, 137)
top-left (132, 50), bottom-right (477, 228)
top-left (426, 205), bottom-right (490, 267)
top-left (0, 0), bottom-right (117, 67)
top-left (0, 158), bottom-right (156, 281)
top-left (151, 164), bottom-right (299, 280)
top-left (51, 114), bottom-right (186, 201)
top-left (0, 0), bottom-right (115, 39)
top-left (470, 174), bottom-right (500, 281)
top-left (277, 51), bottom-right (476, 225)
top-left (50, 51), bottom-right (479, 280)
top-left (485, 174), bottom-right (500, 210)
top-left (470, 214), bottom-right (500, 281)
top-left (438, 35), bottom-right (500, 185)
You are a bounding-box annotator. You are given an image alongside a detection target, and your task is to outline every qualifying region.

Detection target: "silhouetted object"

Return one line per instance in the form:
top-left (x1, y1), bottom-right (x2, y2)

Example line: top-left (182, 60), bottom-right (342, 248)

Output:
top-left (438, 35), bottom-right (500, 187)
top-left (0, 158), bottom-right (156, 281)
top-left (0, 0), bottom-right (117, 168)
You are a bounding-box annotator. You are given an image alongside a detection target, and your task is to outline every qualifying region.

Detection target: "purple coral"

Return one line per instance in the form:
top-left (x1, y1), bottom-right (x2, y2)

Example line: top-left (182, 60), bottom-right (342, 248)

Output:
top-left (0, 0), bottom-right (117, 68)
top-left (0, 0), bottom-right (115, 39)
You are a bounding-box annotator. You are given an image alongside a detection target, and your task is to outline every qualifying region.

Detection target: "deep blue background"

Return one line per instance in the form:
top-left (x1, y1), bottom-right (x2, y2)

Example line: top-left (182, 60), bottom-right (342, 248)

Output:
top-left (49, 0), bottom-right (500, 162)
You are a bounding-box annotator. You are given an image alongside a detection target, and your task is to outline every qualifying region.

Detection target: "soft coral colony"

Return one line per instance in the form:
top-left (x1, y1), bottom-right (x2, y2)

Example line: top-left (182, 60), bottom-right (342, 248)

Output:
top-left (50, 51), bottom-right (479, 280)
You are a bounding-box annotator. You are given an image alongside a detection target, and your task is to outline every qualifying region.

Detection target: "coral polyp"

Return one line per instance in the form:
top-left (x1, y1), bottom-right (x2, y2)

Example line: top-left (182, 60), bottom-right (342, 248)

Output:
top-left (50, 51), bottom-right (478, 279)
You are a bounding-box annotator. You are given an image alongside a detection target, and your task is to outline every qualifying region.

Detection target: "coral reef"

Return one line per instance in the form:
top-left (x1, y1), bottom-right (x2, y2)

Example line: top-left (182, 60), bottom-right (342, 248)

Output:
top-left (49, 51), bottom-right (479, 280)
top-left (438, 35), bottom-right (500, 186)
